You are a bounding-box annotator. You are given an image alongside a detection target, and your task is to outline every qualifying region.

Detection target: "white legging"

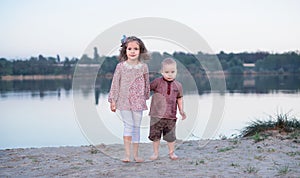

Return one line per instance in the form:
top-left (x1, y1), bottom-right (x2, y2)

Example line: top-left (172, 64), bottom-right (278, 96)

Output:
top-left (119, 110), bottom-right (143, 143)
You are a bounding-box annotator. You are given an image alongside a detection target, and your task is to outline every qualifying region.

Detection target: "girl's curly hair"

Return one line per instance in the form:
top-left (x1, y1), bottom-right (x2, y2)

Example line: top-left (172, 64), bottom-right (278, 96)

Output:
top-left (118, 36), bottom-right (150, 61)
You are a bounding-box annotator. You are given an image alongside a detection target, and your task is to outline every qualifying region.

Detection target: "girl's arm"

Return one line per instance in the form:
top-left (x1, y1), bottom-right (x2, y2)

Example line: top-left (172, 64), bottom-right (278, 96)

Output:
top-left (108, 63), bottom-right (121, 111)
top-left (144, 65), bottom-right (150, 100)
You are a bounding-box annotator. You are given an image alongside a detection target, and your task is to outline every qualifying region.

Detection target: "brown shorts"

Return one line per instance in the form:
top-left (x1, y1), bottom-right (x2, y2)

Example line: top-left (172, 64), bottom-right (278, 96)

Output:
top-left (148, 117), bottom-right (177, 142)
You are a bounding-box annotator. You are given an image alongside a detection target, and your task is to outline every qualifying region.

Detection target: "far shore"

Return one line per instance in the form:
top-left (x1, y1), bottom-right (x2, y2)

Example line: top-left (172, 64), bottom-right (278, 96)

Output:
top-left (0, 71), bottom-right (296, 81)
top-left (0, 75), bottom-right (72, 81)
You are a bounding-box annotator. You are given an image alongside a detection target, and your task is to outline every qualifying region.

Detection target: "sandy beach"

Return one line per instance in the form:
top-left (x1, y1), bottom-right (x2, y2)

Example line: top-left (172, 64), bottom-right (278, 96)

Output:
top-left (1, 136), bottom-right (299, 177)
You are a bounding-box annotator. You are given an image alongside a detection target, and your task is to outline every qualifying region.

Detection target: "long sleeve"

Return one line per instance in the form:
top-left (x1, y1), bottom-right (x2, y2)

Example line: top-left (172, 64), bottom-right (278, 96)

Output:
top-left (108, 63), bottom-right (121, 103)
top-left (144, 65), bottom-right (150, 100)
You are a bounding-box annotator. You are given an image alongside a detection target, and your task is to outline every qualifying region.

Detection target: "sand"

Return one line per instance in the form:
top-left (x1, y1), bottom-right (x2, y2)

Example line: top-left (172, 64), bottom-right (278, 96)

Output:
top-left (1, 136), bottom-right (299, 177)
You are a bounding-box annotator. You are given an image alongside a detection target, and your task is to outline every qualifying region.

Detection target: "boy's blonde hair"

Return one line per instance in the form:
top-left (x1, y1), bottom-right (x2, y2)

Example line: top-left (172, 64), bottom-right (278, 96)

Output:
top-left (161, 58), bottom-right (177, 69)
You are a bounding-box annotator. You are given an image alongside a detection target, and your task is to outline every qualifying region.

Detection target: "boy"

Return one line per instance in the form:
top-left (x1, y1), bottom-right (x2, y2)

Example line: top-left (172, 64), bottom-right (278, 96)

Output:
top-left (148, 58), bottom-right (186, 160)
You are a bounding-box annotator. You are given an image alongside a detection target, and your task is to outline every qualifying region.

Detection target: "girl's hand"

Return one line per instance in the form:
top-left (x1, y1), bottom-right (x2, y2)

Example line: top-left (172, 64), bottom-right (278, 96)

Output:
top-left (180, 111), bottom-right (186, 120)
top-left (110, 101), bottom-right (116, 112)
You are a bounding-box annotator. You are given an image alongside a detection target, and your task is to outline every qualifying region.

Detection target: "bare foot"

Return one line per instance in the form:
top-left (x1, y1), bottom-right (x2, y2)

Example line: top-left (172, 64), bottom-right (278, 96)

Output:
top-left (169, 153), bottom-right (178, 160)
top-left (134, 157), bottom-right (144, 163)
top-left (150, 154), bottom-right (159, 160)
top-left (121, 158), bottom-right (130, 163)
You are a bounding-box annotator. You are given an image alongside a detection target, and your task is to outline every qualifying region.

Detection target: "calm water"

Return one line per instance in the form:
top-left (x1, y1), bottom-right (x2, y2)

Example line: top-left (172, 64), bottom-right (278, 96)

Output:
top-left (0, 75), bottom-right (300, 149)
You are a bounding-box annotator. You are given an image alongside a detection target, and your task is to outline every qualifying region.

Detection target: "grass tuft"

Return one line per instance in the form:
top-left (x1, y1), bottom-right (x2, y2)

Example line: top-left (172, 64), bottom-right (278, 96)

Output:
top-left (244, 164), bottom-right (259, 174)
top-left (240, 112), bottom-right (300, 138)
top-left (276, 164), bottom-right (290, 175)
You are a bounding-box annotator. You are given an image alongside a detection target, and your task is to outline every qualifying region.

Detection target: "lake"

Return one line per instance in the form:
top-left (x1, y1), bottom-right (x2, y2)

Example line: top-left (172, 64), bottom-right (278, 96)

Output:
top-left (0, 75), bottom-right (300, 149)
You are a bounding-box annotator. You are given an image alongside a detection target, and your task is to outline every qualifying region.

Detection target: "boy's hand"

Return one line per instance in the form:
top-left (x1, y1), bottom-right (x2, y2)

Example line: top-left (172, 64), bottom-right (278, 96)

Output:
top-left (180, 111), bottom-right (186, 120)
top-left (110, 101), bottom-right (116, 112)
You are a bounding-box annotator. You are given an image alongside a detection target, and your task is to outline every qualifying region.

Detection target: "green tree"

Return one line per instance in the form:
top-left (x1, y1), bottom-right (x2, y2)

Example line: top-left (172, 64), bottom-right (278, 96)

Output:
top-left (93, 47), bottom-right (100, 60)
top-left (0, 58), bottom-right (12, 75)
top-left (80, 54), bottom-right (94, 64)
top-left (63, 57), bottom-right (72, 75)
top-left (57, 54), bottom-right (61, 63)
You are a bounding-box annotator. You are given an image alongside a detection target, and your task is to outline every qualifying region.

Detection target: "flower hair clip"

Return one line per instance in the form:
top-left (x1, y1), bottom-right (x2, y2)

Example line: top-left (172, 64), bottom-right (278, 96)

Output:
top-left (120, 35), bottom-right (127, 47)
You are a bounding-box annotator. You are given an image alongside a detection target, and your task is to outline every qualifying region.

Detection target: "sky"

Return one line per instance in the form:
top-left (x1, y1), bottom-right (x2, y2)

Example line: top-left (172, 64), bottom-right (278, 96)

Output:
top-left (0, 0), bottom-right (299, 59)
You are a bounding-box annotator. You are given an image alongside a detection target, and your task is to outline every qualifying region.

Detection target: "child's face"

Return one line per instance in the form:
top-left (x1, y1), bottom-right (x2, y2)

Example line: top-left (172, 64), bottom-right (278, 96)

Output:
top-left (161, 63), bottom-right (177, 81)
top-left (126, 41), bottom-right (140, 61)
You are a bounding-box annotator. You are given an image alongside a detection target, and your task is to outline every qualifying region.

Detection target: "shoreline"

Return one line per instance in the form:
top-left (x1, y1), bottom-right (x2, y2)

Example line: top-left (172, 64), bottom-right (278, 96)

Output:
top-left (1, 137), bottom-right (299, 177)
top-left (0, 74), bottom-right (72, 81)
top-left (0, 72), bottom-right (297, 81)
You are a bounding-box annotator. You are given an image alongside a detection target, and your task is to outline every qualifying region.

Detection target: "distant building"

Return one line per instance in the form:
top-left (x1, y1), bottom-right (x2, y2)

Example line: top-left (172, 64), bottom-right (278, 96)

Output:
top-left (243, 63), bottom-right (256, 75)
top-left (243, 63), bottom-right (255, 68)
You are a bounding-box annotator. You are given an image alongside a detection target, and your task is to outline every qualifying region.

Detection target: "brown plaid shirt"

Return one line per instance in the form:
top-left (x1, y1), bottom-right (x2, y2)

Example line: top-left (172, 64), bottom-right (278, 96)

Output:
top-left (149, 77), bottom-right (183, 119)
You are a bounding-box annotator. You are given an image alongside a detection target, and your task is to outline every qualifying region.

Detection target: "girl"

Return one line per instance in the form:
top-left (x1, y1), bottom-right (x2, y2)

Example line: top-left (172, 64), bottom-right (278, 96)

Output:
top-left (108, 36), bottom-right (150, 162)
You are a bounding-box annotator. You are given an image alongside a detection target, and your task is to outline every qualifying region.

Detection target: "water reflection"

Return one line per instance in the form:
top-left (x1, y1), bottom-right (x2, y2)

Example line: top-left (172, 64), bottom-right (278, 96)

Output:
top-left (0, 75), bottom-right (300, 100)
top-left (1, 75), bottom-right (300, 149)
top-left (0, 79), bottom-right (72, 98)
top-left (227, 75), bottom-right (300, 94)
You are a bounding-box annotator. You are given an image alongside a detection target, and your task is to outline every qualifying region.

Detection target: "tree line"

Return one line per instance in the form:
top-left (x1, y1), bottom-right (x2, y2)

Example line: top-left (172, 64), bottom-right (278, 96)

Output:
top-left (1, 49), bottom-right (300, 77)
top-left (0, 55), bottom-right (78, 76)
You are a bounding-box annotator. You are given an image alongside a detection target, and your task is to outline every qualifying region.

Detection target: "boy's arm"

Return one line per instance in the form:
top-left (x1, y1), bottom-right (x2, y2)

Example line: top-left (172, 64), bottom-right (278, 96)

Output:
top-left (177, 97), bottom-right (186, 120)
top-left (150, 78), bottom-right (158, 91)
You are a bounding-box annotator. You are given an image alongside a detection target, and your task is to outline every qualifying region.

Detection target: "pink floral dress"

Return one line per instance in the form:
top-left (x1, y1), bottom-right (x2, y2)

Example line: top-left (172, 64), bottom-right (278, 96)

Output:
top-left (108, 61), bottom-right (150, 111)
